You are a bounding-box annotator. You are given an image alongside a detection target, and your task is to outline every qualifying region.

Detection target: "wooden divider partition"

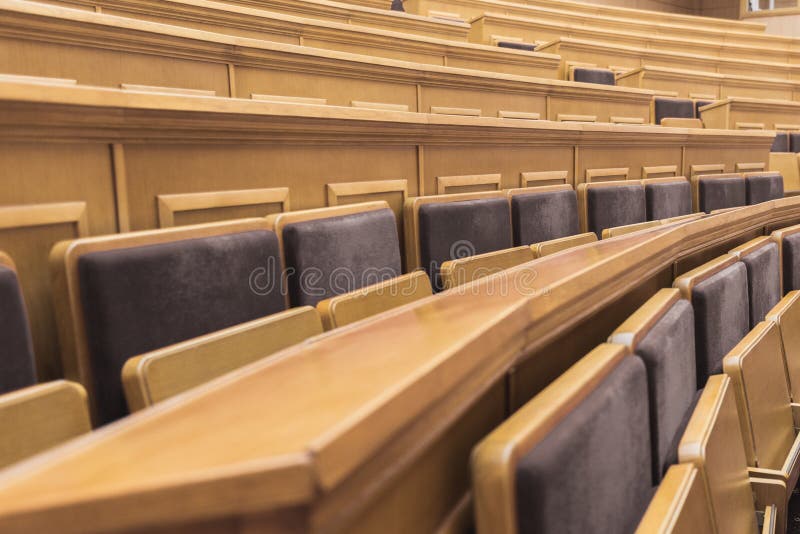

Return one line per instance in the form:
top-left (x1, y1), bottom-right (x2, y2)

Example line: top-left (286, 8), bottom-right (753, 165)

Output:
top-left (0, 199), bottom-right (797, 534)
top-left (700, 97), bottom-right (800, 131)
top-left (0, 79), bottom-right (774, 383)
top-left (616, 66), bottom-right (800, 102)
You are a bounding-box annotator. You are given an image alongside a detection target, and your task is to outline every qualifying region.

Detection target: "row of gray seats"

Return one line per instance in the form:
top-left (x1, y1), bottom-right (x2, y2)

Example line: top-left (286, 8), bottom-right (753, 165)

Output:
top-left (771, 132), bottom-right (800, 153)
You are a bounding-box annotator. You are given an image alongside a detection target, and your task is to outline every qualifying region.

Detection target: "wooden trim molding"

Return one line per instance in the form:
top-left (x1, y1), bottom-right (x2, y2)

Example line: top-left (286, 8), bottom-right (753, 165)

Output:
top-left (157, 188), bottom-right (290, 228)
top-left (736, 162), bottom-right (766, 173)
top-left (0, 201), bottom-right (88, 236)
top-left (690, 163), bottom-right (726, 178)
top-left (642, 165), bottom-right (678, 179)
top-left (436, 174), bottom-right (501, 195)
top-left (585, 167), bottom-right (630, 183)
top-left (120, 84), bottom-right (216, 97)
top-left (326, 180), bottom-right (408, 207)
top-left (520, 170), bottom-right (569, 188)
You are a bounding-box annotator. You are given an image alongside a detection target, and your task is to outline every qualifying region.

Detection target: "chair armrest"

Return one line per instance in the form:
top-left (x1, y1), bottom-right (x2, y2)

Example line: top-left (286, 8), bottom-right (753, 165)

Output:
top-left (750, 477), bottom-right (787, 534)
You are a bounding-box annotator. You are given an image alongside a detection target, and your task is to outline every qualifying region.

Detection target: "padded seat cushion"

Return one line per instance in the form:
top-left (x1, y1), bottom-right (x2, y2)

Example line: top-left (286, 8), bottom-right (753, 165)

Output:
top-left (511, 189), bottom-right (579, 246)
top-left (0, 267), bottom-right (36, 394)
top-left (772, 132), bottom-right (790, 153)
top-left (497, 41), bottom-right (535, 51)
top-left (634, 299), bottom-right (696, 483)
top-left (282, 208), bottom-right (401, 307)
top-left (790, 132), bottom-right (800, 153)
top-left (515, 356), bottom-right (652, 534)
top-left (782, 232), bottom-right (800, 292)
top-left (694, 100), bottom-right (714, 119)
top-left (691, 262), bottom-right (749, 386)
top-left (586, 184), bottom-right (646, 238)
top-left (741, 243), bottom-right (780, 328)
top-left (79, 230), bottom-right (285, 424)
top-left (745, 173), bottom-right (784, 205)
top-left (698, 177), bottom-right (745, 213)
top-left (419, 198), bottom-right (512, 291)
top-left (654, 98), bottom-right (694, 125)
top-left (645, 181), bottom-right (692, 221)
top-left (572, 68), bottom-right (615, 86)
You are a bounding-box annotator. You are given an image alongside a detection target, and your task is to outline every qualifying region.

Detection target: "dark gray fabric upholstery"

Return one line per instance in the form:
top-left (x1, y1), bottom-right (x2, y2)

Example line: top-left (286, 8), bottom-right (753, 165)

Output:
top-left (497, 41), bottom-right (536, 51)
top-left (572, 68), bottom-right (615, 86)
top-left (282, 208), bottom-right (401, 307)
top-left (515, 356), bottom-right (652, 534)
top-left (418, 198), bottom-right (512, 291)
top-left (694, 100), bottom-right (714, 119)
top-left (634, 299), bottom-right (697, 484)
top-left (745, 173), bottom-right (784, 205)
top-left (586, 184), bottom-right (646, 238)
top-left (645, 180), bottom-right (692, 221)
top-left (698, 177), bottom-right (746, 213)
top-left (511, 189), bottom-right (579, 246)
top-left (661, 388), bottom-right (703, 475)
top-left (79, 230), bottom-right (285, 424)
top-left (790, 132), bottom-right (800, 153)
top-left (691, 262), bottom-right (749, 387)
top-left (390, 0), bottom-right (404, 11)
top-left (0, 266), bottom-right (36, 395)
top-left (772, 132), bottom-right (790, 153)
top-left (740, 243), bottom-right (780, 328)
top-left (654, 98), bottom-right (694, 125)
top-left (782, 232), bottom-right (800, 292)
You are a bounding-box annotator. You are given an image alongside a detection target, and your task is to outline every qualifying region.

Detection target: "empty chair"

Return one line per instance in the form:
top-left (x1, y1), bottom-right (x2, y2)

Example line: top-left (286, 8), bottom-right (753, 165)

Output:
top-left (122, 307), bottom-right (324, 411)
top-left (404, 191), bottom-right (512, 291)
top-left (507, 185), bottom-right (579, 246)
top-left (570, 67), bottom-right (615, 86)
top-left (267, 202), bottom-right (401, 307)
top-left (744, 172), bottom-right (784, 205)
top-left (691, 173), bottom-right (746, 213)
top-left (0, 252), bottom-right (36, 394)
top-left (497, 41), bottom-right (535, 51)
top-left (771, 132), bottom-right (790, 153)
top-left (634, 464), bottom-right (715, 533)
top-left (674, 255), bottom-right (749, 387)
top-left (679, 374), bottom-right (785, 534)
top-left (440, 246), bottom-right (533, 290)
top-left (609, 289), bottom-right (698, 484)
top-left (790, 132), bottom-right (800, 153)
top-left (653, 97), bottom-right (694, 125)
top-left (642, 177), bottom-right (692, 221)
top-left (472, 344), bottom-right (653, 534)
top-left (766, 291), bottom-right (800, 401)
top-left (771, 224), bottom-right (800, 292)
top-left (0, 380), bottom-right (90, 469)
top-left (723, 321), bottom-right (800, 525)
top-left (694, 99), bottom-right (715, 119)
top-left (729, 237), bottom-right (781, 328)
top-left (51, 218), bottom-right (286, 424)
top-left (317, 270), bottom-right (432, 329)
top-left (577, 181), bottom-right (646, 238)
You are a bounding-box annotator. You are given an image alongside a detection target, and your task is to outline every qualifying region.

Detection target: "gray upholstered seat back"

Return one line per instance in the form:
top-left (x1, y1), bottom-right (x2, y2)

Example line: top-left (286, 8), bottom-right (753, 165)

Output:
top-left (698, 177), bottom-right (745, 213)
top-left (790, 132), bottom-right (800, 153)
top-left (634, 299), bottom-right (697, 483)
top-left (572, 68), bottom-right (615, 86)
top-left (745, 173), bottom-right (784, 205)
top-left (654, 98), bottom-right (694, 125)
top-left (690, 262), bottom-right (749, 386)
top-left (772, 132), bottom-right (789, 153)
top-left (0, 266), bottom-right (36, 395)
top-left (514, 355), bottom-right (652, 534)
top-left (79, 230), bottom-right (285, 424)
top-left (782, 233), bottom-right (800, 292)
top-left (586, 184), bottom-right (646, 238)
top-left (497, 41), bottom-right (535, 51)
top-left (511, 189), bottom-right (579, 246)
top-left (740, 243), bottom-right (781, 328)
top-left (418, 198), bottom-right (512, 291)
top-left (282, 208), bottom-right (401, 307)
top-left (694, 100), bottom-right (714, 119)
top-left (645, 181), bottom-right (691, 221)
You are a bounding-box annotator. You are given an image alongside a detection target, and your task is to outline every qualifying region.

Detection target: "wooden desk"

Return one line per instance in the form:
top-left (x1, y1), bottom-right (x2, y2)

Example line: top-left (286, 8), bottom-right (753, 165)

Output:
top-left (701, 97), bottom-right (800, 131)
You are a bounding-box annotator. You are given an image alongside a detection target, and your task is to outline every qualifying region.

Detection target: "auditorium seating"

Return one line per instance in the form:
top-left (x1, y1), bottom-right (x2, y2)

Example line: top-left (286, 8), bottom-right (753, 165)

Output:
top-left (50, 219), bottom-right (286, 424)
top-left (771, 224), bottom-right (800, 292)
top-left (265, 202), bottom-right (402, 307)
top-left (122, 307), bottom-right (324, 410)
top-left (691, 173), bottom-right (747, 213)
top-left (0, 252), bottom-right (37, 395)
top-left (652, 97), bottom-right (701, 127)
top-left (0, 380), bottom-right (91, 469)
top-left (765, 291), bottom-right (800, 401)
top-left (577, 181), bottom-right (646, 238)
top-left (569, 66), bottom-right (615, 85)
top-left (745, 172), bottom-right (785, 205)
top-left (723, 321), bottom-right (800, 521)
top-left (404, 191), bottom-right (512, 291)
top-left (507, 185), bottom-right (579, 246)
top-left (643, 176), bottom-right (692, 220)
top-left (634, 464), bottom-right (717, 532)
top-left (673, 255), bottom-right (749, 386)
top-left (729, 237), bottom-right (781, 328)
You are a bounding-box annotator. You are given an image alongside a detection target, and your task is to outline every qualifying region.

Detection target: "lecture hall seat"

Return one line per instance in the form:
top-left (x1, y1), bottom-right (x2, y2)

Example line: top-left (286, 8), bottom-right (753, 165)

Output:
top-left (729, 237), bottom-right (781, 328)
top-left (265, 202), bottom-right (402, 307)
top-left (570, 67), bottom-right (615, 86)
top-left (50, 218), bottom-right (286, 425)
top-left (744, 172), bottom-right (784, 205)
top-left (577, 180), bottom-right (647, 238)
top-left (673, 255), bottom-right (749, 387)
top-left (691, 173), bottom-right (747, 213)
top-left (0, 252), bottom-right (37, 394)
top-left (642, 176), bottom-right (692, 221)
top-left (652, 97), bottom-right (695, 126)
top-left (770, 224), bottom-right (800, 292)
top-left (507, 185), bottom-right (580, 246)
